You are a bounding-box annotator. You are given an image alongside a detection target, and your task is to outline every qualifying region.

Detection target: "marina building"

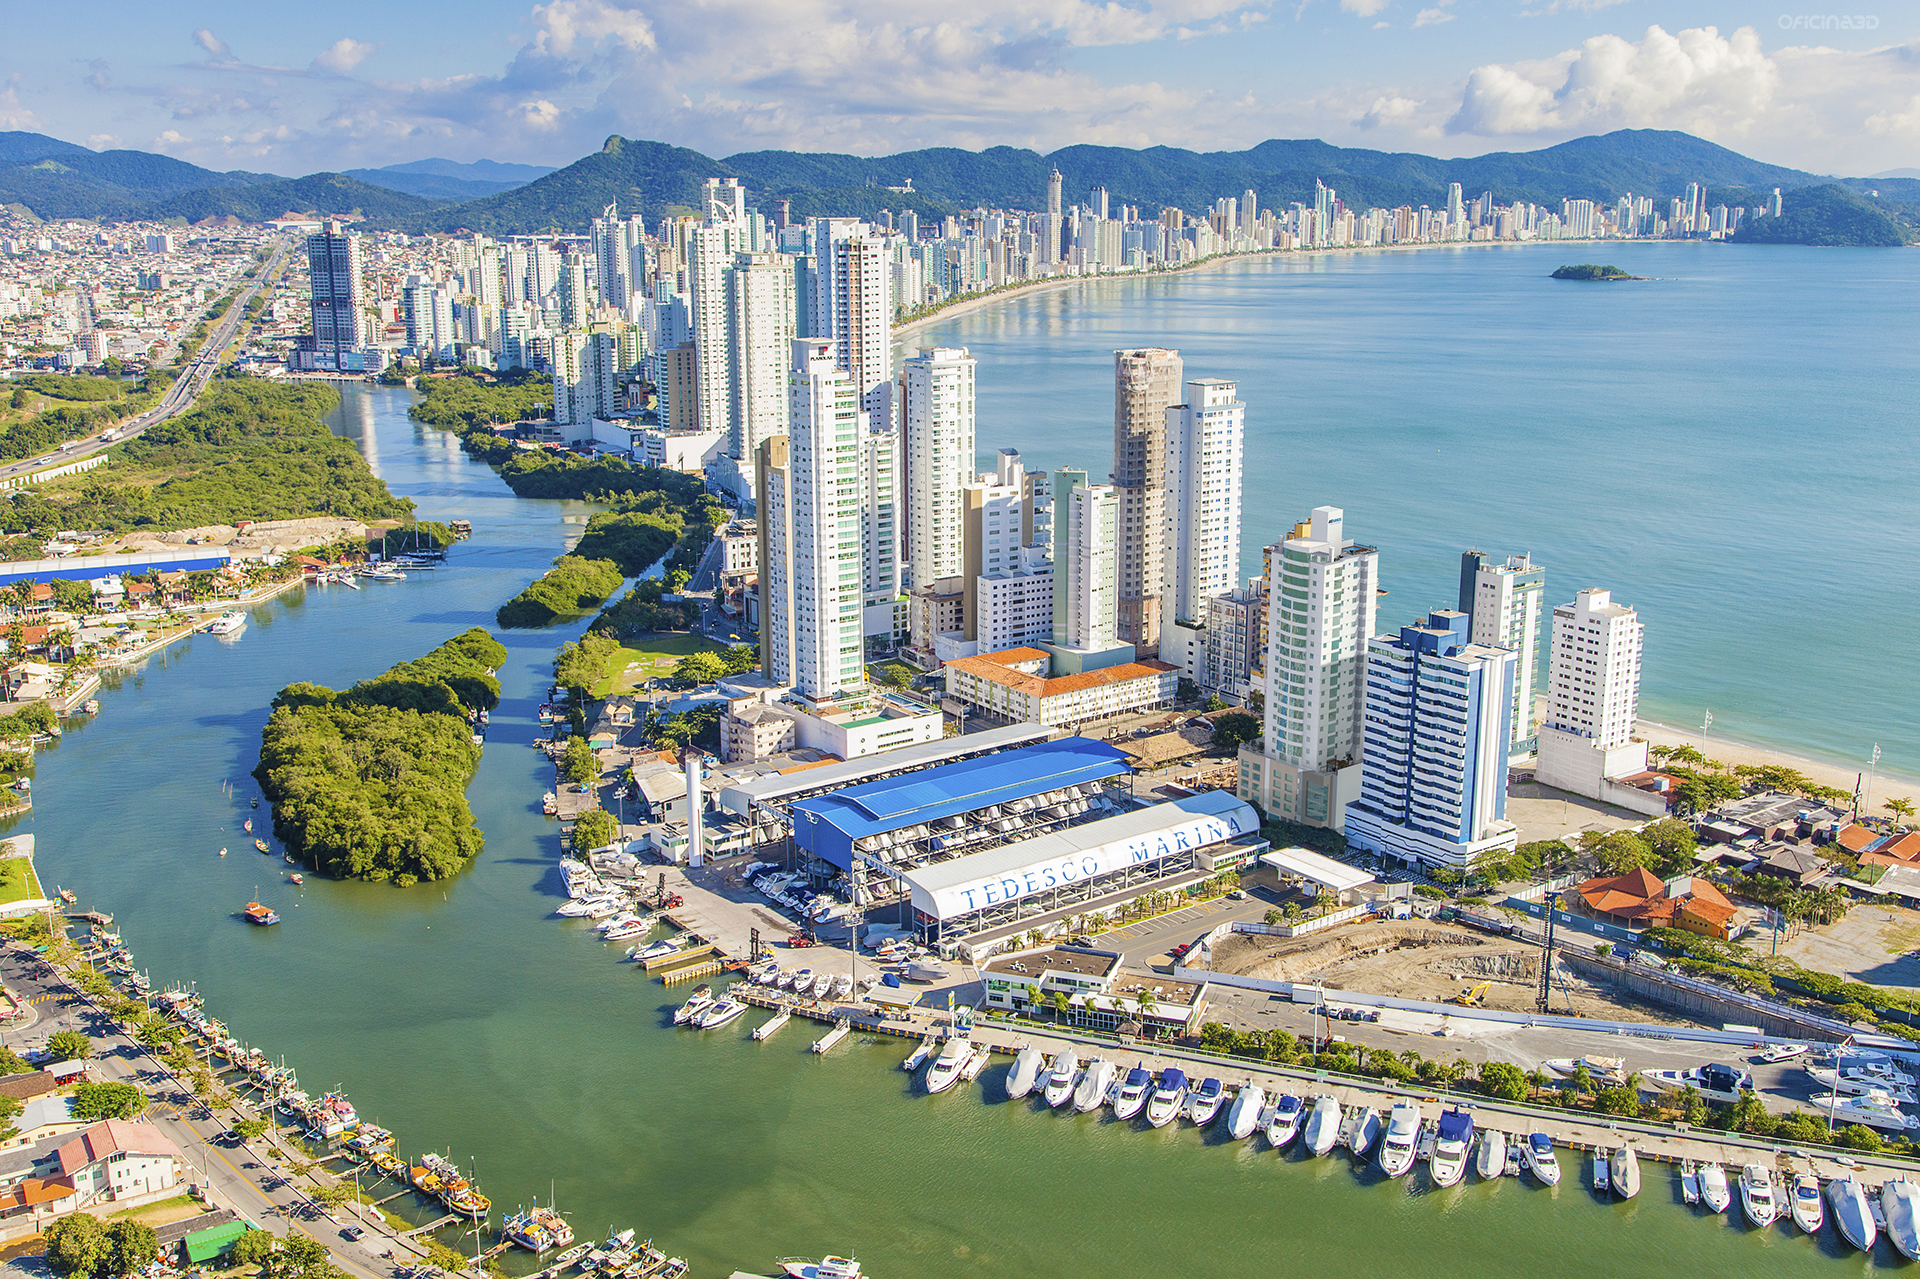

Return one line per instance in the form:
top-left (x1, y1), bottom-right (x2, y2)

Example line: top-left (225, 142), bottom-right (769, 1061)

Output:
top-left (1533, 588), bottom-right (1654, 809)
top-left (980, 946), bottom-right (1215, 1036)
top-left (1458, 550), bottom-right (1545, 757)
top-left (1342, 610), bottom-right (1519, 870)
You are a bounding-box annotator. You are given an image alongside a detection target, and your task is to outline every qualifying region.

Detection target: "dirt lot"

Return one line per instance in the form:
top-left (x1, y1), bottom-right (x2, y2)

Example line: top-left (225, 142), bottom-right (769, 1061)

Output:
top-left (1777, 904), bottom-right (1920, 989)
top-left (1210, 918), bottom-right (1680, 1021)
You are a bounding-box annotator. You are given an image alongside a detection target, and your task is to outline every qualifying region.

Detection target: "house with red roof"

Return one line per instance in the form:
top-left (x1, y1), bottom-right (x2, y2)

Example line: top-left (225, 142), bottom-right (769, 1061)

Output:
top-left (1573, 867), bottom-right (1746, 940)
top-left (53, 1120), bottom-right (183, 1207)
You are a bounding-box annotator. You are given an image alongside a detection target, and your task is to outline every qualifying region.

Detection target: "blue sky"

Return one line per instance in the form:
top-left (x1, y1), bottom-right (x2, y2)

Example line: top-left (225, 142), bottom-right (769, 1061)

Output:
top-left (2, 0), bottom-right (1914, 176)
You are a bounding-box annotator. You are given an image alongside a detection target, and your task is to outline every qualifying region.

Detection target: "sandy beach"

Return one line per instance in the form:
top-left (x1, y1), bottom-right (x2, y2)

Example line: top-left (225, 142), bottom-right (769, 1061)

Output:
top-left (1637, 718), bottom-right (1917, 812)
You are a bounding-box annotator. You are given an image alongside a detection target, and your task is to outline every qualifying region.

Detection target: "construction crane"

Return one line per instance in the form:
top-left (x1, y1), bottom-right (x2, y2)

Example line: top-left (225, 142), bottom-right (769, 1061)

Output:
top-left (1453, 981), bottom-right (1491, 1007)
top-left (1537, 891), bottom-right (1560, 1014)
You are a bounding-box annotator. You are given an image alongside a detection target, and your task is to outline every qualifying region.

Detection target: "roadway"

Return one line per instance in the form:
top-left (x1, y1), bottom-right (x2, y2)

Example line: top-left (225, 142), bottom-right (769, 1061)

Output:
top-left (0, 236), bottom-right (293, 483)
top-left (0, 943), bottom-right (427, 1279)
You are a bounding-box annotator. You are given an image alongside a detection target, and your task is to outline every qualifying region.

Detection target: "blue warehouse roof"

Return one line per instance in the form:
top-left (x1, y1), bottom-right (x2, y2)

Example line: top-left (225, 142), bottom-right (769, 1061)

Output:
top-left (790, 736), bottom-right (1134, 870)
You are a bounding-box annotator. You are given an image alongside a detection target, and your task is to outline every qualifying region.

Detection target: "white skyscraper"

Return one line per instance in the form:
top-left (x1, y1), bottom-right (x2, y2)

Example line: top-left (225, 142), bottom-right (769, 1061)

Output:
top-left (820, 234), bottom-right (892, 417)
top-left (687, 219), bottom-right (745, 443)
top-left (1459, 550), bottom-right (1545, 757)
top-left (902, 346), bottom-right (976, 591)
top-left (1237, 506), bottom-right (1379, 831)
top-left (1160, 377), bottom-right (1245, 683)
top-left (557, 250), bottom-right (590, 329)
top-left (858, 424), bottom-right (903, 643)
top-left (775, 338), bottom-right (868, 701)
top-left (727, 251), bottom-right (796, 462)
top-left (1534, 588), bottom-right (1649, 799)
top-left (1044, 168), bottom-right (1063, 267)
top-left (1053, 471), bottom-right (1118, 653)
top-left (1112, 347), bottom-right (1182, 656)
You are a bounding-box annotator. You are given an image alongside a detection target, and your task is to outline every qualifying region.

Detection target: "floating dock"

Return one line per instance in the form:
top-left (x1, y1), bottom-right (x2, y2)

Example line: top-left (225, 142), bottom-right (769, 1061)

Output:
top-left (811, 1019), bottom-right (851, 1054)
top-left (752, 1009), bottom-right (790, 1041)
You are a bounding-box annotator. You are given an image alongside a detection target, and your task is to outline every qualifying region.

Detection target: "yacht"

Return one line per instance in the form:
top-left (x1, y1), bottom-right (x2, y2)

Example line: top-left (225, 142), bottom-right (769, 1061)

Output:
top-left (1521, 1132), bottom-right (1560, 1186)
top-left (1808, 1065), bottom-right (1919, 1103)
top-left (1806, 1090), bottom-right (1920, 1132)
top-left (1789, 1173), bottom-right (1824, 1234)
top-left (1758, 1042), bottom-right (1809, 1063)
top-left (1832, 1053), bottom-right (1918, 1088)
top-left (1377, 1102), bottom-right (1420, 1178)
top-left (696, 998), bottom-right (746, 1030)
top-left (1828, 1173), bottom-right (1877, 1251)
top-left (1430, 1107), bottom-right (1474, 1188)
top-left (779, 1258), bottom-right (860, 1279)
top-left (596, 912), bottom-right (643, 933)
top-left (1186, 1078), bottom-right (1225, 1126)
top-left (1475, 1129), bottom-right (1507, 1181)
top-left (1041, 1052), bottom-right (1081, 1109)
top-left (602, 918), bottom-right (650, 942)
top-left (1112, 1068), bottom-right (1152, 1120)
top-left (1699, 1162), bottom-right (1732, 1213)
top-left (1736, 1164), bottom-right (1777, 1227)
top-left (1886, 1180), bottom-right (1920, 1261)
top-left (1145, 1069), bottom-right (1188, 1128)
top-left (1262, 1093), bottom-right (1304, 1149)
top-left (1074, 1058), bottom-right (1116, 1113)
top-left (208, 611), bottom-right (247, 636)
top-left (925, 1038), bottom-right (972, 1094)
top-left (671, 985), bottom-right (714, 1025)
top-left (1303, 1095), bottom-right (1342, 1156)
top-left (1610, 1143), bottom-right (1641, 1199)
top-left (1346, 1106), bottom-right (1382, 1158)
top-left (554, 898), bottom-right (599, 918)
top-left (1541, 1056), bottom-right (1626, 1086)
top-left (1224, 1084), bottom-right (1264, 1141)
top-left (1004, 1045), bottom-right (1045, 1099)
top-left (1638, 1062), bottom-right (1752, 1103)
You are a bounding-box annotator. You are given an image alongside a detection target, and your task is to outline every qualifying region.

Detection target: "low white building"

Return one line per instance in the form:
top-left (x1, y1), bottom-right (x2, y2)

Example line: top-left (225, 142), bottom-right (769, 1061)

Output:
top-left (975, 553), bottom-right (1053, 655)
top-left (787, 692), bottom-right (944, 761)
top-left (55, 1120), bottom-right (183, 1208)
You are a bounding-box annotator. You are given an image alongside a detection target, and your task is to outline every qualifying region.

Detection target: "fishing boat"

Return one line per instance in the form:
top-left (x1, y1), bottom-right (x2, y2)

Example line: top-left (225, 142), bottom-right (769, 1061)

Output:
top-left (1885, 1181), bottom-right (1920, 1260)
top-left (243, 900), bottom-right (279, 926)
top-left (902, 1039), bottom-right (937, 1074)
top-left (1303, 1095), bottom-right (1342, 1156)
top-left (695, 998), bottom-right (746, 1030)
top-left (671, 985), bottom-right (714, 1026)
top-left (1224, 1083), bottom-right (1265, 1141)
top-left (1145, 1069), bottom-right (1188, 1129)
top-left (503, 1209), bottom-right (553, 1252)
top-left (1610, 1144), bottom-right (1641, 1199)
top-left (1112, 1068), bottom-right (1151, 1120)
top-left (1522, 1131), bottom-right (1559, 1186)
top-left (924, 1038), bottom-right (971, 1095)
top-left (1187, 1078), bottom-right (1225, 1126)
top-left (1262, 1092), bottom-right (1303, 1148)
top-left (551, 1243), bottom-right (589, 1268)
top-left (1639, 1063), bottom-right (1751, 1103)
top-left (1680, 1160), bottom-right (1701, 1205)
top-left (1592, 1148), bottom-right (1610, 1193)
top-left (1475, 1129), bottom-right (1507, 1181)
top-left (82, 699), bottom-right (99, 715)
top-left (1377, 1102), bottom-right (1420, 1178)
top-left (1806, 1090), bottom-right (1920, 1132)
top-left (1004, 1045), bottom-right (1045, 1099)
top-left (1759, 1042), bottom-right (1809, 1063)
top-left (254, 839), bottom-right (269, 854)
top-left (1828, 1174), bottom-right (1877, 1251)
top-left (288, 873), bottom-right (303, 885)
top-left (1041, 1052), bottom-right (1080, 1109)
top-left (778, 1258), bottom-right (861, 1279)
top-left (243, 819), bottom-right (253, 833)
top-left (1789, 1173), bottom-right (1824, 1234)
top-left (1346, 1106), bottom-right (1382, 1159)
top-left (1074, 1058), bottom-right (1116, 1113)
top-left (57, 888), bottom-right (76, 905)
top-left (1430, 1107), bottom-right (1474, 1188)
top-left (1700, 1162), bottom-right (1732, 1212)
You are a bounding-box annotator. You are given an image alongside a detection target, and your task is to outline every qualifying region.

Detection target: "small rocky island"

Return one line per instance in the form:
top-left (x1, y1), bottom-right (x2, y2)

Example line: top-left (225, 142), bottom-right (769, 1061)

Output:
top-left (1551, 263), bottom-right (1644, 281)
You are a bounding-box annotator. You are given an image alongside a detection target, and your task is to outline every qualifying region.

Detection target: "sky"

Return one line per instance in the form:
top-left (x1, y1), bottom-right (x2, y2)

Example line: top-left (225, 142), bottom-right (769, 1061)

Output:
top-left (1, 0), bottom-right (1915, 178)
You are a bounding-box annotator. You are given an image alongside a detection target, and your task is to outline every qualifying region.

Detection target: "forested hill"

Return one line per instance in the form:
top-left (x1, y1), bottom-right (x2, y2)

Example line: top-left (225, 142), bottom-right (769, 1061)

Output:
top-left (1729, 183), bottom-right (1916, 246)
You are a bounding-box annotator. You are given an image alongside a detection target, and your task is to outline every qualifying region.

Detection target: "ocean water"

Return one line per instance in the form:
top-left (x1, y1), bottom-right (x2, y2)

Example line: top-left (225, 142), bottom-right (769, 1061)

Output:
top-left (900, 243), bottom-right (1920, 786)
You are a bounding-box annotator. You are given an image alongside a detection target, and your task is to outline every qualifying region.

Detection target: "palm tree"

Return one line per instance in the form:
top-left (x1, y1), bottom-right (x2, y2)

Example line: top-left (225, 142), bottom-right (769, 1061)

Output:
top-left (1667, 744), bottom-right (1705, 769)
top-left (1886, 797), bottom-right (1916, 826)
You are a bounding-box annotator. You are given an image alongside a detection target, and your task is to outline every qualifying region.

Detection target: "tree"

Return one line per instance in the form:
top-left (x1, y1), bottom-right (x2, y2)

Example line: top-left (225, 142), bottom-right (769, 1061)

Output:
top-left (1477, 1060), bottom-right (1529, 1102)
top-left (0, 1044), bottom-right (27, 1075)
top-left (1579, 830), bottom-right (1656, 876)
top-left (267, 1235), bottom-right (346, 1279)
top-left (1209, 711), bottom-right (1260, 753)
top-left (46, 1213), bottom-right (111, 1279)
top-left (70, 1081), bottom-right (146, 1122)
top-left (562, 734), bottom-right (597, 785)
top-left (1641, 818), bottom-right (1698, 875)
top-left (105, 1220), bottom-right (157, 1277)
top-left (1592, 1086), bottom-right (1641, 1118)
top-left (571, 809), bottom-right (618, 851)
top-left (671, 650), bottom-right (726, 686)
top-left (228, 1230), bottom-right (277, 1269)
top-left (45, 1029), bottom-right (91, 1063)
top-left (232, 1118), bottom-right (270, 1143)
top-left (1887, 797), bottom-right (1916, 825)
top-left (1666, 745), bottom-right (1705, 769)
top-left (873, 661), bottom-right (913, 688)
top-left (1679, 1085), bottom-right (1708, 1125)
top-left (1175, 677), bottom-right (1200, 704)
top-left (311, 1183), bottom-right (355, 1210)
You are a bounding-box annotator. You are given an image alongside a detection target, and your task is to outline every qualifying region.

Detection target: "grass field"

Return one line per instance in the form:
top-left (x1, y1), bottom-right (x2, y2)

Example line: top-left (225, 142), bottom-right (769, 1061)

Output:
top-left (0, 855), bottom-right (38, 906)
top-left (593, 634), bottom-right (727, 698)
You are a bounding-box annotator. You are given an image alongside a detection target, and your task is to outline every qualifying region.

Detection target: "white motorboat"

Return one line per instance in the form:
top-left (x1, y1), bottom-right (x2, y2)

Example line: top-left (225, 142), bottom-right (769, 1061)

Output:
top-left (596, 912), bottom-right (643, 932)
top-left (1522, 1132), bottom-right (1560, 1186)
top-left (924, 1038), bottom-right (971, 1095)
top-left (1430, 1107), bottom-right (1474, 1188)
top-left (960, 1047), bottom-right (991, 1083)
top-left (1377, 1102), bottom-right (1420, 1178)
top-left (902, 1038), bottom-right (936, 1073)
top-left (1542, 1056), bottom-right (1626, 1086)
top-left (695, 998), bottom-right (746, 1030)
top-left (553, 898), bottom-right (597, 918)
top-left (1828, 1174), bottom-right (1877, 1251)
top-left (1681, 1161), bottom-right (1700, 1205)
top-left (1112, 1067), bottom-right (1152, 1120)
top-left (1004, 1045), bottom-right (1045, 1098)
top-left (671, 985), bottom-right (714, 1025)
top-left (781, 967), bottom-right (812, 992)
top-left (585, 896), bottom-right (630, 920)
top-left (1346, 1106), bottom-right (1382, 1158)
top-left (1187, 1078), bottom-right (1225, 1126)
top-left (1886, 1180), bottom-right (1920, 1261)
top-left (1789, 1173), bottom-right (1824, 1234)
top-left (1700, 1162), bottom-right (1732, 1213)
top-left (809, 971), bottom-right (835, 999)
top-left (1262, 1092), bottom-right (1302, 1148)
top-left (1303, 1095), bottom-right (1342, 1156)
top-left (1832, 1053), bottom-right (1918, 1088)
top-left (1592, 1149), bottom-right (1610, 1193)
top-left (1758, 1042), bottom-right (1809, 1063)
top-left (779, 1257), bottom-right (861, 1279)
top-left (602, 918), bottom-right (650, 942)
top-left (1808, 1066), bottom-right (1919, 1103)
top-left (756, 965), bottom-right (784, 986)
top-left (1224, 1084), bottom-right (1264, 1141)
top-left (1806, 1090), bottom-right (1920, 1132)
top-left (1739, 1164), bottom-right (1777, 1227)
top-left (1145, 1069), bottom-right (1188, 1129)
top-left (828, 973), bottom-right (854, 1001)
top-left (208, 610), bottom-right (247, 636)
top-left (1638, 1062), bottom-right (1752, 1103)
top-left (1476, 1129), bottom-right (1507, 1181)
top-left (1074, 1058), bottom-right (1116, 1113)
top-left (1041, 1052), bottom-right (1080, 1109)
top-left (1611, 1144), bottom-right (1641, 1199)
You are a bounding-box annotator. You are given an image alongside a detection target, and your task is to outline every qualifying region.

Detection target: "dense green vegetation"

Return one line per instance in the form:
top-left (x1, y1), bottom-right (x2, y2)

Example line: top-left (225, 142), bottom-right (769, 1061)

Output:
top-left (3, 380), bottom-right (412, 535)
top-left (1731, 183), bottom-right (1913, 246)
top-left (570, 809), bottom-right (619, 851)
top-left (44, 1213), bottom-right (158, 1279)
top-left (0, 375), bottom-right (160, 464)
top-left (1551, 263), bottom-right (1640, 280)
top-left (497, 555), bottom-right (628, 628)
top-left (408, 367), bottom-right (552, 432)
top-left (70, 1080), bottom-right (145, 1121)
top-left (571, 509), bottom-right (681, 577)
top-left (255, 629), bottom-right (507, 884)
top-left (591, 577), bottom-right (700, 639)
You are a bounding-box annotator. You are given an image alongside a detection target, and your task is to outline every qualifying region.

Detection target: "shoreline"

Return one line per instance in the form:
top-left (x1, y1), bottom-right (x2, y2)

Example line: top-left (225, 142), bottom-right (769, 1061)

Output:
top-left (1637, 718), bottom-right (1917, 808)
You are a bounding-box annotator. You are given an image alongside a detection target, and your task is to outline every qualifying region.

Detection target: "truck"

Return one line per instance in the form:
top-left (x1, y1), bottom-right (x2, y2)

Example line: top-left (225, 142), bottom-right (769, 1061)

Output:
top-left (100, 428), bottom-right (120, 442)
top-left (1448, 907), bottom-right (1515, 937)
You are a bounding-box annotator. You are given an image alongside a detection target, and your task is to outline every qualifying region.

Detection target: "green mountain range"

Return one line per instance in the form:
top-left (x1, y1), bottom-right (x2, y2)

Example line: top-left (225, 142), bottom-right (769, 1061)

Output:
top-left (1729, 184), bottom-right (1916, 247)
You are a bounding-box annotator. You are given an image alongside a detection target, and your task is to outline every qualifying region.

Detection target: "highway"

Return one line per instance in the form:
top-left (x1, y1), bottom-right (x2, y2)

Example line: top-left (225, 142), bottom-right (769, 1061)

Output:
top-left (0, 235), bottom-right (293, 483)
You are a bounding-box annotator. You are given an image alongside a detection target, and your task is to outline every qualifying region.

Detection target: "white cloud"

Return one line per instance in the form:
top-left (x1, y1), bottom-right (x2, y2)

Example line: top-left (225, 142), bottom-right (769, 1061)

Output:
top-left (191, 29), bottom-right (232, 60)
top-left (1413, 7), bottom-right (1455, 25)
top-left (1340, 0), bottom-right (1391, 17)
top-left (518, 99), bottom-right (563, 129)
top-left (154, 129), bottom-right (190, 148)
top-left (86, 133), bottom-right (120, 149)
top-left (1352, 93), bottom-right (1422, 128)
top-left (0, 78), bottom-right (40, 131)
top-left (1520, 0), bottom-right (1635, 14)
top-left (313, 39), bottom-right (378, 75)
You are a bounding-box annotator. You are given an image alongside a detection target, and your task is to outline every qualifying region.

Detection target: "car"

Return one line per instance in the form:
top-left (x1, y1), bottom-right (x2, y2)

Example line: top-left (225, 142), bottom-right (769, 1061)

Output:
top-left (341, 1227), bottom-right (367, 1242)
top-left (213, 1129), bottom-right (240, 1145)
top-left (1227, 889), bottom-right (1248, 900)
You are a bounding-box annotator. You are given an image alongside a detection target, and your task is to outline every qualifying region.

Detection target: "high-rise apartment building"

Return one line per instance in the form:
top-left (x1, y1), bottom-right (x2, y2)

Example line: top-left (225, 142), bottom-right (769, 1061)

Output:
top-left (687, 219), bottom-right (745, 444)
top-left (1458, 550), bottom-right (1545, 758)
top-left (557, 250), bottom-right (590, 329)
top-left (821, 235), bottom-right (892, 417)
top-left (1160, 377), bottom-right (1245, 683)
top-left (1344, 610), bottom-right (1518, 869)
top-left (1111, 348), bottom-right (1182, 656)
top-left (1237, 506), bottom-right (1379, 831)
top-left (305, 220), bottom-right (364, 364)
top-left (727, 251), bottom-right (797, 461)
top-left (1044, 168), bottom-right (1063, 267)
top-left (1053, 470), bottom-right (1118, 654)
top-left (1534, 588), bottom-right (1649, 800)
top-left (902, 346), bottom-right (976, 592)
top-left (858, 424), bottom-right (904, 643)
top-left (961, 449), bottom-right (1042, 640)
